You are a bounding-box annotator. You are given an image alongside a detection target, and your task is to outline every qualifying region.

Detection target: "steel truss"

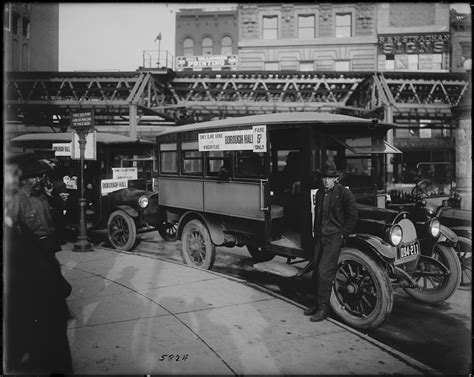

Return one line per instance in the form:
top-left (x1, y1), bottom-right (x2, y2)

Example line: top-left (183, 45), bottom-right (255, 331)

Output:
top-left (5, 69), bottom-right (469, 131)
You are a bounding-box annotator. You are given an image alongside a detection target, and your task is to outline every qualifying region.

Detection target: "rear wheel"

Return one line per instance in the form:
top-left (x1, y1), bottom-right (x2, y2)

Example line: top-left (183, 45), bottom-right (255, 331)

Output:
top-left (330, 248), bottom-right (393, 330)
top-left (403, 243), bottom-right (461, 303)
top-left (247, 245), bottom-right (275, 263)
top-left (107, 210), bottom-right (137, 251)
top-left (181, 219), bottom-right (216, 270)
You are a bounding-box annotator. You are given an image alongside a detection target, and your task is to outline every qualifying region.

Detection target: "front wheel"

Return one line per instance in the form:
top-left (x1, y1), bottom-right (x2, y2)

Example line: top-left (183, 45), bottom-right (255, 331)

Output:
top-left (158, 220), bottom-right (178, 242)
top-left (457, 237), bottom-right (472, 288)
top-left (181, 219), bottom-right (216, 270)
top-left (107, 210), bottom-right (137, 251)
top-left (330, 248), bottom-right (393, 330)
top-left (403, 244), bottom-right (461, 303)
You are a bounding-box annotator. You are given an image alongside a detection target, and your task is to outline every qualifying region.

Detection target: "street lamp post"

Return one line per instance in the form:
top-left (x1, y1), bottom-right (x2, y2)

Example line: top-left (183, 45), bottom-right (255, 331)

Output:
top-left (71, 110), bottom-right (94, 252)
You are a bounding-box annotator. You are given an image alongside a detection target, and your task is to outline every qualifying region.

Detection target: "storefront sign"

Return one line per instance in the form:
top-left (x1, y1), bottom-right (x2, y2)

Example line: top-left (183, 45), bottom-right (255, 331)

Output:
top-left (198, 125), bottom-right (266, 152)
top-left (53, 143), bottom-right (72, 156)
top-left (112, 167), bottom-right (138, 180)
top-left (177, 55), bottom-right (238, 69)
top-left (71, 131), bottom-right (97, 160)
top-left (101, 179), bottom-right (128, 196)
top-left (378, 33), bottom-right (449, 55)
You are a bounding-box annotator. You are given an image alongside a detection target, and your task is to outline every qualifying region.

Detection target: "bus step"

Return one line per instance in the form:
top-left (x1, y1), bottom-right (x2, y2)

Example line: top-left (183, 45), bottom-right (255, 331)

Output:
top-left (253, 260), bottom-right (301, 277)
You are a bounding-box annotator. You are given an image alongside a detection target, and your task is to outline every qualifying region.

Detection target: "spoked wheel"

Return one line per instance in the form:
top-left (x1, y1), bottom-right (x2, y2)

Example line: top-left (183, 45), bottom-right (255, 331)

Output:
top-left (158, 220), bottom-right (178, 241)
top-left (330, 248), bottom-right (393, 330)
top-left (181, 219), bottom-right (216, 270)
top-left (403, 244), bottom-right (461, 303)
top-left (456, 237), bottom-right (472, 288)
top-left (107, 210), bottom-right (137, 251)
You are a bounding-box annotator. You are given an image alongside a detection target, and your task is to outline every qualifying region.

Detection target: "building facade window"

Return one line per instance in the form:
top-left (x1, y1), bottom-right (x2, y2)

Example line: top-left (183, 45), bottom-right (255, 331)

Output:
top-left (12, 12), bottom-right (20, 35)
top-left (298, 14), bottom-right (315, 39)
top-left (12, 39), bottom-right (19, 70)
top-left (22, 17), bottom-right (30, 38)
top-left (335, 13), bottom-right (352, 37)
top-left (4, 3), bottom-right (11, 30)
top-left (299, 61), bottom-right (314, 71)
top-left (183, 37), bottom-right (194, 56)
top-left (221, 36), bottom-right (232, 55)
top-left (264, 61), bottom-right (279, 71)
top-left (335, 60), bottom-right (350, 71)
top-left (262, 15), bottom-right (278, 39)
top-left (21, 43), bottom-right (29, 71)
top-left (202, 37), bottom-right (213, 55)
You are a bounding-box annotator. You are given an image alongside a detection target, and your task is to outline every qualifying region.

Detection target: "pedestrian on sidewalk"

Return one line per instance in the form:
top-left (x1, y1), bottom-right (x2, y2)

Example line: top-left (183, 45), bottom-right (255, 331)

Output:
top-left (304, 161), bottom-right (358, 322)
top-left (4, 153), bottom-right (73, 374)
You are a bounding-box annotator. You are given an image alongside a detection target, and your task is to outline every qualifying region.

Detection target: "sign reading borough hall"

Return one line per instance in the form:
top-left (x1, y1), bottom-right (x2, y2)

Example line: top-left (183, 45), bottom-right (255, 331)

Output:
top-left (378, 32), bottom-right (450, 55)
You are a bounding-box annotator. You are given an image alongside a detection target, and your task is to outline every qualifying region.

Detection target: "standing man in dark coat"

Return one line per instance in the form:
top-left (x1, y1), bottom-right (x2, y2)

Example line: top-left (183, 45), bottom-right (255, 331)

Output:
top-left (304, 161), bottom-right (358, 322)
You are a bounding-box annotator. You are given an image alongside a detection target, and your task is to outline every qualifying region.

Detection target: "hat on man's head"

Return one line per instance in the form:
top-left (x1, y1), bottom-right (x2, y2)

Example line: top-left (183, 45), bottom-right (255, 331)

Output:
top-left (316, 161), bottom-right (341, 177)
top-left (19, 157), bottom-right (52, 180)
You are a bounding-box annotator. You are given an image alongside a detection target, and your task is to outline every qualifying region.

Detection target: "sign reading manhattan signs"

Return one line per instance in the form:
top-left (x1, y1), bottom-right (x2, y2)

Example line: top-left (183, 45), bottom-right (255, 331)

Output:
top-left (71, 110), bottom-right (94, 128)
top-left (176, 55), bottom-right (238, 69)
top-left (198, 125), bottom-right (266, 152)
top-left (112, 167), bottom-right (138, 180)
top-left (377, 32), bottom-right (449, 55)
top-left (101, 179), bottom-right (128, 196)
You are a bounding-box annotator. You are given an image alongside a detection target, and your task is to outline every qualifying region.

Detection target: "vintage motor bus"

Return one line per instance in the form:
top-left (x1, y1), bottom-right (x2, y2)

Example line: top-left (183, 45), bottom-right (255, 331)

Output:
top-left (9, 132), bottom-right (159, 250)
top-left (155, 112), bottom-right (461, 329)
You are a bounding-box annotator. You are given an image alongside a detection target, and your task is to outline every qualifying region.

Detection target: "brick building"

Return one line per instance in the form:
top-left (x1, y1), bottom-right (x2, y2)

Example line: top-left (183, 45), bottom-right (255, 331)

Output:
top-left (3, 2), bottom-right (59, 71)
top-left (175, 7), bottom-right (239, 71)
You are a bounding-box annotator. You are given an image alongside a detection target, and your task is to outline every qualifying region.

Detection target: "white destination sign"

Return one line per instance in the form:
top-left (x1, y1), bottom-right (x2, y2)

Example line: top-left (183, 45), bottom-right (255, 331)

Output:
top-left (101, 179), bottom-right (128, 196)
top-left (53, 143), bottom-right (72, 156)
top-left (198, 125), bottom-right (266, 152)
top-left (112, 167), bottom-right (138, 180)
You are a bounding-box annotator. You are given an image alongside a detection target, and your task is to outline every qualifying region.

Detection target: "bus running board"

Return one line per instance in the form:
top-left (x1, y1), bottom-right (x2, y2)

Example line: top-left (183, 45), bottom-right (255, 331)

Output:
top-left (253, 260), bottom-right (302, 277)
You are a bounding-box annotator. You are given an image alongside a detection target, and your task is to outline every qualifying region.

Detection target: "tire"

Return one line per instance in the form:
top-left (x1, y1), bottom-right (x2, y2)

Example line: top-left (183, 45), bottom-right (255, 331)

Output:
top-left (247, 245), bottom-right (275, 263)
top-left (107, 210), bottom-right (137, 251)
top-left (330, 248), bottom-right (393, 330)
top-left (181, 219), bottom-right (216, 270)
top-left (403, 244), bottom-right (461, 303)
top-left (457, 237), bottom-right (472, 288)
top-left (158, 220), bottom-right (178, 242)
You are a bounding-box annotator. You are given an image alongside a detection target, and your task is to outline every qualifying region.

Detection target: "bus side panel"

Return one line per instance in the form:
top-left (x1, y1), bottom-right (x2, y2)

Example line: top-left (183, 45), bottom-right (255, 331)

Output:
top-left (158, 178), bottom-right (204, 211)
top-left (203, 181), bottom-right (265, 221)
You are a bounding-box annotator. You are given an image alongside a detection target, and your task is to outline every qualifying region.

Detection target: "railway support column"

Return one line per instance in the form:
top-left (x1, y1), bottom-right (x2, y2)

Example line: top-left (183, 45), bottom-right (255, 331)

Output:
top-left (129, 104), bottom-right (138, 140)
top-left (453, 79), bottom-right (471, 210)
top-left (384, 104), bottom-right (394, 185)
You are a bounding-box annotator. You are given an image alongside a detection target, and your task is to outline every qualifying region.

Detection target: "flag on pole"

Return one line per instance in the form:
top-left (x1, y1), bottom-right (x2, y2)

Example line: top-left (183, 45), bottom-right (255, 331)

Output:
top-left (154, 33), bottom-right (162, 42)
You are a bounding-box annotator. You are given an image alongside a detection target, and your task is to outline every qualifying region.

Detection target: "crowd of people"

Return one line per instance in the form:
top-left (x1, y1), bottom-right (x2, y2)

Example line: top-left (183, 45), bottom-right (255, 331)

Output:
top-left (4, 152), bottom-right (73, 374)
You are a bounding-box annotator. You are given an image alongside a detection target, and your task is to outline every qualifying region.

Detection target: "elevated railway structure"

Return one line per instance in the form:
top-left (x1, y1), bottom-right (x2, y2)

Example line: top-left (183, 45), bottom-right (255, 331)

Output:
top-left (5, 69), bottom-right (469, 140)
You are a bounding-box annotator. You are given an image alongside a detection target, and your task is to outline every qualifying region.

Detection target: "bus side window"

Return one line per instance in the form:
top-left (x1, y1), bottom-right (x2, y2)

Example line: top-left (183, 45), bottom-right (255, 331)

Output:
top-left (207, 151), bottom-right (232, 177)
top-left (181, 141), bottom-right (203, 175)
top-left (160, 143), bottom-right (178, 174)
top-left (235, 151), bottom-right (264, 178)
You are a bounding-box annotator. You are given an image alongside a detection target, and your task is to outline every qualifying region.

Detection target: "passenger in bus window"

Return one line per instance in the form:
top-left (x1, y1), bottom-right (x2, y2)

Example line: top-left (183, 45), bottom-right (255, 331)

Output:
top-left (304, 161), bottom-right (358, 322)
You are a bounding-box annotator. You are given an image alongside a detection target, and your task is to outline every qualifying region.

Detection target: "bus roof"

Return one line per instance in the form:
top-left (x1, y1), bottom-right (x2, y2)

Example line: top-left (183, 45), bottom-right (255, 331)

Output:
top-left (158, 112), bottom-right (394, 136)
top-left (9, 132), bottom-right (154, 147)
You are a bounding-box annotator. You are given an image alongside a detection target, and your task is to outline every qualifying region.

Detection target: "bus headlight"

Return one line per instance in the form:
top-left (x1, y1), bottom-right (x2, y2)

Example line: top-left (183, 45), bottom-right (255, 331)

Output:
top-left (138, 195), bottom-right (149, 208)
top-left (429, 218), bottom-right (441, 238)
top-left (389, 224), bottom-right (403, 246)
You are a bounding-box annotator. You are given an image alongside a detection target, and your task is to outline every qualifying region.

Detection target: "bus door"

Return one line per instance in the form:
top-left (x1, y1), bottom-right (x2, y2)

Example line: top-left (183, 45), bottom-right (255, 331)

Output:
top-left (268, 126), bottom-right (312, 252)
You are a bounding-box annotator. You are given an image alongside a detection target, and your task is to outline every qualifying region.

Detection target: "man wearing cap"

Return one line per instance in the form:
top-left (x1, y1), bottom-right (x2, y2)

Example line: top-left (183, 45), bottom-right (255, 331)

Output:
top-left (304, 161), bottom-right (358, 322)
top-left (12, 158), bottom-right (61, 256)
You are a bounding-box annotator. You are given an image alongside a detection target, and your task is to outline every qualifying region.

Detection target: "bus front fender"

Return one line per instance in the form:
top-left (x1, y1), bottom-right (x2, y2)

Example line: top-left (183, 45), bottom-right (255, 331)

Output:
top-left (345, 234), bottom-right (396, 262)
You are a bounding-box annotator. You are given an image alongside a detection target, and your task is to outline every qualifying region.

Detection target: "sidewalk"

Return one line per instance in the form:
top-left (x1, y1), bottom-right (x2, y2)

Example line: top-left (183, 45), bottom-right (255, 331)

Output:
top-left (57, 243), bottom-right (438, 375)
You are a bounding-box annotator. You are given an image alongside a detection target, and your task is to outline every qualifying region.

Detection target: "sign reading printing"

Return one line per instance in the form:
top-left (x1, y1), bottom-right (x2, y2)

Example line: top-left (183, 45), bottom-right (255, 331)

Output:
top-left (53, 143), bottom-right (72, 156)
top-left (112, 167), bottom-right (138, 180)
top-left (101, 179), bottom-right (128, 196)
top-left (198, 125), bottom-right (266, 152)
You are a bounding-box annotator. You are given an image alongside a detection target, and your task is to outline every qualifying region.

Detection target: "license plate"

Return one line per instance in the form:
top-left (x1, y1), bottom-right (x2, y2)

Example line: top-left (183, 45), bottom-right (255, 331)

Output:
top-left (398, 241), bottom-right (420, 259)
